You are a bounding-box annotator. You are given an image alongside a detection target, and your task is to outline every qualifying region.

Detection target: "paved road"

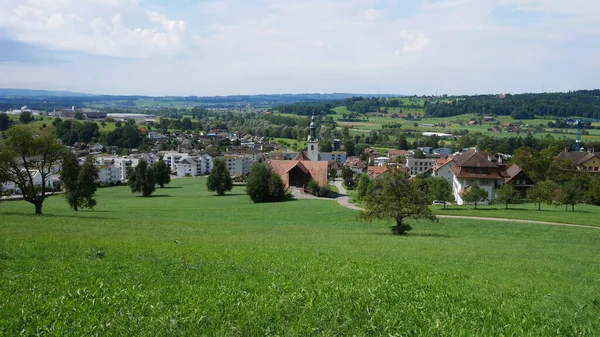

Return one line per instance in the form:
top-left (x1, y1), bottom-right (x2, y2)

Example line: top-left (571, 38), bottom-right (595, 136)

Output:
top-left (293, 179), bottom-right (600, 230)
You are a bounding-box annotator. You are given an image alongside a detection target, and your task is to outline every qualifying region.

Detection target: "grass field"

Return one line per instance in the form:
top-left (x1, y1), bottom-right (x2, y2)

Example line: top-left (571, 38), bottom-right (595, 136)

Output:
top-left (1, 178), bottom-right (600, 335)
top-left (433, 202), bottom-right (600, 226)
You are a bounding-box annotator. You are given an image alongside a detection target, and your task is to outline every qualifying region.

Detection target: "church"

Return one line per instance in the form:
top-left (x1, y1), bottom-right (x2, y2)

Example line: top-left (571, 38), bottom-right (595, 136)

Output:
top-left (270, 115), bottom-right (330, 190)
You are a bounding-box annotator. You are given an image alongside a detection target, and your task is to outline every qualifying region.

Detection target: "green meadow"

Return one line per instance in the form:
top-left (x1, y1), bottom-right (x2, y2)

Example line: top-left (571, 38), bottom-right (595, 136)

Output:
top-left (1, 178), bottom-right (600, 336)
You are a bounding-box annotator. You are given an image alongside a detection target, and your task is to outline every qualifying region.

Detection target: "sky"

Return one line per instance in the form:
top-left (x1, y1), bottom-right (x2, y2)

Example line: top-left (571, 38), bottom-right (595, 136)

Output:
top-left (0, 0), bottom-right (598, 96)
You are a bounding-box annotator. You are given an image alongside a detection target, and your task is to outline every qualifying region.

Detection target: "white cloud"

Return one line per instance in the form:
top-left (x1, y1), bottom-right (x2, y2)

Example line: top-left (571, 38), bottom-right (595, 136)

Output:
top-left (0, 0), bottom-right (599, 95)
top-left (0, 0), bottom-right (186, 58)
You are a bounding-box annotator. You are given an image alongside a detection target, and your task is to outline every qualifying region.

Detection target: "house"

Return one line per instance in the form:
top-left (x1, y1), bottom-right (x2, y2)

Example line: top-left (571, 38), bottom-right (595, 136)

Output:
top-left (270, 160), bottom-right (329, 189)
top-left (557, 149), bottom-right (600, 173)
top-left (450, 149), bottom-right (509, 205)
top-left (328, 161), bottom-right (343, 178)
top-left (219, 154), bottom-right (251, 177)
top-left (388, 150), bottom-right (411, 159)
top-left (405, 157), bottom-right (435, 177)
top-left (504, 164), bottom-right (535, 196)
top-left (344, 157), bottom-right (367, 174)
top-left (367, 166), bottom-right (389, 179)
top-left (432, 157), bottom-right (454, 183)
top-left (319, 151), bottom-right (347, 164)
top-left (373, 157), bottom-right (390, 167)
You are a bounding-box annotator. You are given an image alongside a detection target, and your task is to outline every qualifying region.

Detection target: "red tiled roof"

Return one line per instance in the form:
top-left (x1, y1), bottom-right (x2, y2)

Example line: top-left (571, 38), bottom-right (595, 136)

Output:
top-left (367, 166), bottom-right (388, 178)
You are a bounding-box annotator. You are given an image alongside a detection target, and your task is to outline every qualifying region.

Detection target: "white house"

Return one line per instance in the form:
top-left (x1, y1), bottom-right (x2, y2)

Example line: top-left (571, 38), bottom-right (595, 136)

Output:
top-left (432, 158), bottom-right (454, 184)
top-left (174, 154), bottom-right (213, 177)
top-left (373, 156), bottom-right (390, 167)
top-left (220, 154), bottom-right (251, 177)
top-left (405, 157), bottom-right (435, 177)
top-left (449, 149), bottom-right (509, 205)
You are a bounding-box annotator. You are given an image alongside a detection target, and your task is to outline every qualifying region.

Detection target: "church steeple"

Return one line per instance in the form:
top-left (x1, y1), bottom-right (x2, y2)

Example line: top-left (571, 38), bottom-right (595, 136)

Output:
top-left (307, 113), bottom-right (319, 161)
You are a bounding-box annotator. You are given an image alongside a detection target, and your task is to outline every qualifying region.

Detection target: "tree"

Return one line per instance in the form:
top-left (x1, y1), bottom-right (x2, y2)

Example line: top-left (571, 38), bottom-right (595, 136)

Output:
top-left (358, 169), bottom-right (437, 235)
top-left (152, 159), bottom-right (171, 188)
top-left (127, 159), bottom-right (155, 197)
top-left (73, 112), bottom-right (85, 120)
top-left (461, 184), bottom-right (488, 209)
top-left (207, 159), bottom-right (233, 196)
top-left (356, 174), bottom-right (371, 200)
top-left (0, 113), bottom-right (10, 131)
top-left (495, 184), bottom-right (520, 209)
top-left (426, 177), bottom-right (454, 209)
top-left (527, 180), bottom-right (556, 210)
top-left (60, 152), bottom-right (99, 211)
top-left (19, 111), bottom-right (33, 124)
top-left (556, 182), bottom-right (584, 211)
top-left (246, 163), bottom-right (286, 203)
top-left (588, 175), bottom-right (600, 205)
top-left (0, 126), bottom-right (65, 214)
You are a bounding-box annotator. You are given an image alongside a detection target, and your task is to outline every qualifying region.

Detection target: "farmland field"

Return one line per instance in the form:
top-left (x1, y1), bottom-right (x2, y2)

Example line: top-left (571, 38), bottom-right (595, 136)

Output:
top-left (1, 178), bottom-right (600, 336)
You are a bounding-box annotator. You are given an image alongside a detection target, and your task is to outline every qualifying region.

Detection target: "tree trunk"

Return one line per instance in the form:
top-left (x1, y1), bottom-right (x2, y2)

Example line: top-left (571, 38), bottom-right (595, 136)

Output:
top-left (538, 203), bottom-right (541, 210)
top-left (74, 204), bottom-right (78, 211)
top-left (34, 202), bottom-right (43, 215)
top-left (572, 204), bottom-right (575, 212)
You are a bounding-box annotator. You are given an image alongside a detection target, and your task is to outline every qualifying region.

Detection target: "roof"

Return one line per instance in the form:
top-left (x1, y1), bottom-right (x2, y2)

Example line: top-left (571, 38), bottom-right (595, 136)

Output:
top-left (453, 149), bottom-right (498, 168)
top-left (270, 160), bottom-right (329, 188)
top-left (294, 151), bottom-right (310, 161)
top-left (367, 166), bottom-right (388, 178)
top-left (388, 150), bottom-right (410, 157)
top-left (450, 149), bottom-right (508, 179)
top-left (557, 150), bottom-right (600, 166)
top-left (504, 164), bottom-right (532, 183)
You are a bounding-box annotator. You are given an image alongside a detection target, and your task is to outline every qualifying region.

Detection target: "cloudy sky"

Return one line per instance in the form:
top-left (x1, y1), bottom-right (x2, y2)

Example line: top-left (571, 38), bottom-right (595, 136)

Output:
top-left (0, 0), bottom-right (598, 96)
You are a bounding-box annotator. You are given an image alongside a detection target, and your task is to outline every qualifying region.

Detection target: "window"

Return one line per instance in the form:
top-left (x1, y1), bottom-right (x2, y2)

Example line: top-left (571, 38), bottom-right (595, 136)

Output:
top-left (480, 180), bottom-right (490, 186)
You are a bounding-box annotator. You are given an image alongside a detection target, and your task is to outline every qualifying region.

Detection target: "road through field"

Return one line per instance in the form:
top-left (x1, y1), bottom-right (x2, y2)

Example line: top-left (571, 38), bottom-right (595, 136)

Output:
top-left (301, 179), bottom-right (600, 230)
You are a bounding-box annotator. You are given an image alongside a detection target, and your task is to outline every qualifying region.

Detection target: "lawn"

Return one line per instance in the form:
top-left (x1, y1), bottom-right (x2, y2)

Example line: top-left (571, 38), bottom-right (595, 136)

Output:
top-left (1, 178), bottom-right (599, 336)
top-left (433, 202), bottom-right (600, 226)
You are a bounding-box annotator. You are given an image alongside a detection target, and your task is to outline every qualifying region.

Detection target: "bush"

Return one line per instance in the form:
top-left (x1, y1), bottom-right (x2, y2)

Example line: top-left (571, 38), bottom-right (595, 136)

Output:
top-left (246, 163), bottom-right (286, 203)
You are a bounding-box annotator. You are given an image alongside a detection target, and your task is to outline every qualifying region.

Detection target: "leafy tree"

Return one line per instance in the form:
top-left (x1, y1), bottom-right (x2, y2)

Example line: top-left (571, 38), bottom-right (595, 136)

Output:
top-left (426, 177), bottom-right (454, 209)
top-left (495, 184), bottom-right (520, 209)
top-left (356, 174), bottom-right (371, 200)
top-left (358, 169), bottom-right (437, 235)
top-left (152, 159), bottom-right (171, 188)
top-left (246, 163), bottom-right (286, 203)
top-left (0, 126), bottom-right (65, 214)
top-left (207, 159), bottom-right (233, 196)
top-left (588, 175), bottom-right (600, 205)
top-left (527, 180), bottom-right (556, 210)
top-left (127, 159), bottom-right (155, 197)
top-left (556, 181), bottom-right (584, 211)
top-left (61, 152), bottom-right (99, 211)
top-left (19, 111), bottom-right (33, 124)
top-left (461, 184), bottom-right (488, 209)
top-left (0, 113), bottom-right (10, 131)
top-left (73, 112), bottom-right (85, 120)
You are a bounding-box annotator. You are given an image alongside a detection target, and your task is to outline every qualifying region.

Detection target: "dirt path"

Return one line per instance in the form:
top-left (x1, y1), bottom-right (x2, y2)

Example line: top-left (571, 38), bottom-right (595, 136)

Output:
top-left (296, 180), bottom-right (600, 230)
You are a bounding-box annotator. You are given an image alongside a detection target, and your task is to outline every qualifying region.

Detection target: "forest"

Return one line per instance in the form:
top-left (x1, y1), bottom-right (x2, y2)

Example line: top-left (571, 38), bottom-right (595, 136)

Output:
top-left (424, 90), bottom-right (600, 119)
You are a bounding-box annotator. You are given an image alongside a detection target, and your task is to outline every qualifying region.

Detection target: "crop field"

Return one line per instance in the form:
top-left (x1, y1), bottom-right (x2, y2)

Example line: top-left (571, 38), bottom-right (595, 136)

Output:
top-left (1, 178), bottom-right (600, 336)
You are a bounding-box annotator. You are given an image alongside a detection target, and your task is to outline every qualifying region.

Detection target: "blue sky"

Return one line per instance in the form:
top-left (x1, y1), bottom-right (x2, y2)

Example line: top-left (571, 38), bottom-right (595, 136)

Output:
top-left (0, 0), bottom-right (598, 96)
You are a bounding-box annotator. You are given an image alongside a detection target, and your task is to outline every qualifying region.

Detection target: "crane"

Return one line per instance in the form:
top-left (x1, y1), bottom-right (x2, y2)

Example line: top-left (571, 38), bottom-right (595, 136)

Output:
top-left (572, 118), bottom-right (600, 151)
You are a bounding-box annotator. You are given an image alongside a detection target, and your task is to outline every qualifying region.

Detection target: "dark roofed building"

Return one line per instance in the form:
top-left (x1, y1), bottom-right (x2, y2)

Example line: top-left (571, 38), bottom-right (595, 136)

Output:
top-left (504, 164), bottom-right (535, 196)
top-left (270, 160), bottom-right (329, 190)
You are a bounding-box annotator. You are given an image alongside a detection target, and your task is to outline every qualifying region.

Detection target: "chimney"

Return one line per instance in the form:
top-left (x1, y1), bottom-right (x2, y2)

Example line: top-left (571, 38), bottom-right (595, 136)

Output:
top-left (72, 106), bottom-right (75, 111)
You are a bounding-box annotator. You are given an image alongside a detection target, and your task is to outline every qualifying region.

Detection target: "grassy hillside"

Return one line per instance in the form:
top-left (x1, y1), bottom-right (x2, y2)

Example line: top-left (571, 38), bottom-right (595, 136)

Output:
top-left (1, 178), bottom-right (599, 335)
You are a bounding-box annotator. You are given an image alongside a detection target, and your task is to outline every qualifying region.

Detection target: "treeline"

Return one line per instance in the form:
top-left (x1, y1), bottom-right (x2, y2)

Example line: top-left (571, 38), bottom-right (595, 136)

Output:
top-left (424, 90), bottom-right (600, 119)
top-left (275, 96), bottom-right (418, 116)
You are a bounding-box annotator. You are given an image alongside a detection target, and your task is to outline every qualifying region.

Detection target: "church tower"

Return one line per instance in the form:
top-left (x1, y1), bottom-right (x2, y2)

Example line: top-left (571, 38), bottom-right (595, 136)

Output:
top-left (307, 114), bottom-right (319, 161)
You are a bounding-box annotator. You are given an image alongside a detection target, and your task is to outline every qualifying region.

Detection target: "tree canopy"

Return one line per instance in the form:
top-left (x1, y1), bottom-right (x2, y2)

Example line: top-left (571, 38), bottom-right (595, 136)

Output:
top-left (152, 160), bottom-right (171, 188)
top-left (127, 159), bottom-right (155, 197)
top-left (206, 159), bottom-right (233, 196)
top-left (358, 169), bottom-right (437, 235)
top-left (60, 152), bottom-right (99, 211)
top-left (527, 180), bottom-right (556, 210)
top-left (246, 163), bottom-right (286, 203)
top-left (495, 184), bottom-right (520, 209)
top-left (0, 126), bottom-right (65, 214)
top-left (461, 184), bottom-right (488, 209)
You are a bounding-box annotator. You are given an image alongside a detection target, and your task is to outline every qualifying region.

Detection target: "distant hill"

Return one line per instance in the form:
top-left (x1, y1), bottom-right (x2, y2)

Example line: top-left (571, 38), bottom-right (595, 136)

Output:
top-left (0, 88), bottom-right (93, 97)
top-left (0, 90), bottom-right (403, 111)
